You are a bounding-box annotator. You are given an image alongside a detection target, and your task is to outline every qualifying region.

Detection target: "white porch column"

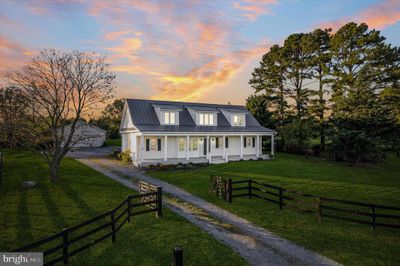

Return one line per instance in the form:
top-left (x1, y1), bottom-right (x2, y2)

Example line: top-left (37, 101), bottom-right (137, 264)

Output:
top-left (240, 135), bottom-right (243, 159)
top-left (186, 135), bottom-right (189, 160)
top-left (222, 135), bottom-right (226, 158)
top-left (140, 135), bottom-right (144, 164)
top-left (207, 135), bottom-right (211, 163)
top-left (271, 134), bottom-right (275, 157)
top-left (256, 135), bottom-right (259, 157)
top-left (164, 135), bottom-right (168, 162)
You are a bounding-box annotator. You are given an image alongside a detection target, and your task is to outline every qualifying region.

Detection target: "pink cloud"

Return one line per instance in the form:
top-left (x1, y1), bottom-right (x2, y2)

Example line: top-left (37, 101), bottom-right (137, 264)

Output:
top-left (319, 0), bottom-right (400, 30)
top-left (0, 36), bottom-right (32, 77)
top-left (233, 0), bottom-right (277, 21)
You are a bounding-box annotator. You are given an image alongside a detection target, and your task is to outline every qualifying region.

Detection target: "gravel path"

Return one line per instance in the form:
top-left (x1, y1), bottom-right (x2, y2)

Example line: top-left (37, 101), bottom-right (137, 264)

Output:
top-left (78, 157), bottom-right (341, 266)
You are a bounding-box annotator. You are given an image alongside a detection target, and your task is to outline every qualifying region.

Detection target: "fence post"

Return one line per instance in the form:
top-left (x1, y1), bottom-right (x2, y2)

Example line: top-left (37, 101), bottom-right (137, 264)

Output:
top-left (156, 187), bottom-right (163, 218)
top-left (127, 197), bottom-right (131, 223)
top-left (228, 178), bottom-right (232, 203)
top-left (62, 228), bottom-right (69, 265)
top-left (371, 206), bottom-right (376, 230)
top-left (173, 246), bottom-right (183, 266)
top-left (248, 180), bottom-right (252, 199)
top-left (317, 197), bottom-right (322, 222)
top-left (111, 209), bottom-right (116, 242)
top-left (279, 188), bottom-right (283, 210)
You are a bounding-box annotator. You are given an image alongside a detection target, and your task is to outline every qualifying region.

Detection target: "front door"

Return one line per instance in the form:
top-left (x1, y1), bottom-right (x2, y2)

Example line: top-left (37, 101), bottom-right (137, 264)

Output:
top-left (177, 137), bottom-right (186, 158)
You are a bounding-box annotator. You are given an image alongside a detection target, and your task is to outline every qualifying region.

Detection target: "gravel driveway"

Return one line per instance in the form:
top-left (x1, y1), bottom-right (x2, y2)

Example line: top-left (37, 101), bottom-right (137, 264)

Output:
top-left (75, 150), bottom-right (340, 266)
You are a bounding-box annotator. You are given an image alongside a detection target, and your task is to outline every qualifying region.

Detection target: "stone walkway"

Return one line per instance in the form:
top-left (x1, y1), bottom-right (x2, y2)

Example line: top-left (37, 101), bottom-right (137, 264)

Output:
top-left (78, 157), bottom-right (341, 266)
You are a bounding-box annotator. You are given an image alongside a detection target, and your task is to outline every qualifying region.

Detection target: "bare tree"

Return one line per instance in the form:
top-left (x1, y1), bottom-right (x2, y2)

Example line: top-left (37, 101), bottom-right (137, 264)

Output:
top-left (7, 49), bottom-right (115, 182)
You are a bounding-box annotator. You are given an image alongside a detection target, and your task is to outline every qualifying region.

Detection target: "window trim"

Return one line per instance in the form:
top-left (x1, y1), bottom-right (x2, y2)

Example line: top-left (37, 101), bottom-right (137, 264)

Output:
top-left (189, 137), bottom-right (198, 151)
top-left (145, 137), bottom-right (161, 152)
top-left (178, 137), bottom-right (185, 152)
top-left (232, 114), bottom-right (245, 126)
top-left (164, 111), bottom-right (176, 125)
top-left (199, 113), bottom-right (214, 126)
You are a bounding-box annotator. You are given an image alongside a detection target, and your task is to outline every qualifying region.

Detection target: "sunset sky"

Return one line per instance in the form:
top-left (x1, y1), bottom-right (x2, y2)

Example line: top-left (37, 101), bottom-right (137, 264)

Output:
top-left (1, 0), bottom-right (399, 105)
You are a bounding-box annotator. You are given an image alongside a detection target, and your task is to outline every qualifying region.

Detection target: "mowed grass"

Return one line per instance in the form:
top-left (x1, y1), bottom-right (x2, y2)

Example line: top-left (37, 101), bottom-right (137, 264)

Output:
top-left (104, 138), bottom-right (121, 147)
top-left (149, 153), bottom-right (400, 266)
top-left (0, 149), bottom-right (246, 266)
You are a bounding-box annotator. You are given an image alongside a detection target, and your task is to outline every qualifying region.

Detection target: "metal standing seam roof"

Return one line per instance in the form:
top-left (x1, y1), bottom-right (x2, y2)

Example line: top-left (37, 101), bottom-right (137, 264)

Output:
top-left (125, 99), bottom-right (276, 134)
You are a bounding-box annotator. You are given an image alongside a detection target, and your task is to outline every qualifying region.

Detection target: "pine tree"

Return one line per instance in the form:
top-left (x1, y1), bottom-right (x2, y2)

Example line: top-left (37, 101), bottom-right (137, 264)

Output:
top-left (304, 28), bottom-right (332, 151)
top-left (330, 22), bottom-right (399, 161)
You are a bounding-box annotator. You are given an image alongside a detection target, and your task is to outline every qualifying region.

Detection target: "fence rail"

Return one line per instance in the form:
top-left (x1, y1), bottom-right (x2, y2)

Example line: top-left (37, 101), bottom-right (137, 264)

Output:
top-left (211, 175), bottom-right (400, 230)
top-left (12, 187), bottom-right (163, 265)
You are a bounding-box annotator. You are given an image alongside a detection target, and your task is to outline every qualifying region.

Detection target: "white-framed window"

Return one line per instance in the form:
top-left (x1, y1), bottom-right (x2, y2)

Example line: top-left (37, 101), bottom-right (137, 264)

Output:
top-left (233, 114), bottom-right (244, 126)
top-left (189, 138), bottom-right (198, 151)
top-left (164, 112), bottom-right (176, 125)
top-left (199, 113), bottom-right (214, 125)
top-left (146, 137), bottom-right (161, 151)
top-left (178, 137), bottom-right (185, 151)
top-left (246, 137), bottom-right (252, 147)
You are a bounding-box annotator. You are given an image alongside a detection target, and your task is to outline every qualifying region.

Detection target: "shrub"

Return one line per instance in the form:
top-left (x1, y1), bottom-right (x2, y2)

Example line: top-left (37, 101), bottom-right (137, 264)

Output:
top-left (331, 130), bottom-right (384, 163)
top-left (311, 144), bottom-right (321, 156)
top-left (117, 150), bottom-right (131, 162)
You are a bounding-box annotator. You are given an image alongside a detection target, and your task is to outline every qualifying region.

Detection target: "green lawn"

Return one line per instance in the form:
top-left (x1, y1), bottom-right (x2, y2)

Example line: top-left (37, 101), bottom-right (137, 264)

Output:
top-left (149, 153), bottom-right (400, 266)
top-left (104, 138), bottom-right (121, 147)
top-left (0, 149), bottom-right (246, 265)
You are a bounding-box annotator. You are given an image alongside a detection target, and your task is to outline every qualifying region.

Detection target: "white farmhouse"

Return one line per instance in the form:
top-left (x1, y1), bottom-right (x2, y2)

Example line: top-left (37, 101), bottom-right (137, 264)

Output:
top-left (120, 99), bottom-right (277, 166)
top-left (65, 120), bottom-right (106, 148)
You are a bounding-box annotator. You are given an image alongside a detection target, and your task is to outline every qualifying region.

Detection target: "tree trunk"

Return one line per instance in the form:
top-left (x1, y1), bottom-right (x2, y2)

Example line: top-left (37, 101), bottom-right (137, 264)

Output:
top-left (49, 158), bottom-right (61, 182)
top-left (320, 127), bottom-right (325, 151)
top-left (318, 71), bottom-right (325, 151)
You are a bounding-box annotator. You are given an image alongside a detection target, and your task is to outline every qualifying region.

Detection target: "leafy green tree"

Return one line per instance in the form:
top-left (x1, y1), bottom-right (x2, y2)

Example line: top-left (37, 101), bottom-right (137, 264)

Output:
top-left (90, 99), bottom-right (124, 139)
top-left (249, 44), bottom-right (292, 148)
top-left (330, 22), bottom-right (399, 161)
top-left (0, 86), bottom-right (28, 147)
top-left (304, 28), bottom-right (332, 151)
top-left (245, 94), bottom-right (274, 129)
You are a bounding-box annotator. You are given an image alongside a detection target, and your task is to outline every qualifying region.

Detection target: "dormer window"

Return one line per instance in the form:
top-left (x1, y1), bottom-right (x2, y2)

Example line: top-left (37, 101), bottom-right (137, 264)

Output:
top-left (199, 113), bottom-right (214, 125)
top-left (164, 112), bottom-right (176, 125)
top-left (233, 114), bottom-right (245, 126)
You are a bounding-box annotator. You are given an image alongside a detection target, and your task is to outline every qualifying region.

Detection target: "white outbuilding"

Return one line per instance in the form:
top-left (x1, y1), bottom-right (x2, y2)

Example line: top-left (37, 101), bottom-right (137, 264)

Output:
top-left (65, 120), bottom-right (106, 148)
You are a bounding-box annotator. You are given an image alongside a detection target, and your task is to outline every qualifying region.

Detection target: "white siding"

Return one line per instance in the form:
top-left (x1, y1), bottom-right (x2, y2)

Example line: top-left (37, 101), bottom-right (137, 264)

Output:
top-left (210, 137), bottom-right (223, 156)
top-left (243, 136), bottom-right (257, 155)
top-left (225, 136), bottom-right (241, 156)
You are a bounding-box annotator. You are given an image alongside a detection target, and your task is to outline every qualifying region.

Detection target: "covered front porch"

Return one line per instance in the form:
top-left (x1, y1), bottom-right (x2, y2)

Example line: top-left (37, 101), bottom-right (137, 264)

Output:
top-left (139, 154), bottom-right (272, 166)
top-left (133, 133), bottom-right (275, 166)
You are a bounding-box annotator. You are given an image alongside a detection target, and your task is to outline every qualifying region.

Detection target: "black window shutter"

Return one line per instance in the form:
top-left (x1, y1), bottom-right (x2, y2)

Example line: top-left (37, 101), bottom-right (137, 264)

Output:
top-left (216, 138), bottom-right (219, 149)
top-left (146, 139), bottom-right (150, 151)
top-left (225, 137), bottom-right (229, 148)
top-left (252, 137), bottom-right (255, 147)
top-left (244, 137), bottom-right (247, 148)
top-left (157, 138), bottom-right (161, 151)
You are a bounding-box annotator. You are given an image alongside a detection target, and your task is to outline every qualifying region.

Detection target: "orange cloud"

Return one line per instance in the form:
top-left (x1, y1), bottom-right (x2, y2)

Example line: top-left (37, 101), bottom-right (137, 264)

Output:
top-left (105, 37), bottom-right (142, 58)
top-left (0, 36), bottom-right (32, 77)
top-left (319, 0), bottom-right (400, 30)
top-left (151, 45), bottom-right (267, 101)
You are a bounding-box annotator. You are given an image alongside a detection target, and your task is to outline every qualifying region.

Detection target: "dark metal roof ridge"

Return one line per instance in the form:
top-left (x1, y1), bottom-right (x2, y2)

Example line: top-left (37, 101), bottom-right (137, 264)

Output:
top-left (126, 98), bottom-right (246, 109)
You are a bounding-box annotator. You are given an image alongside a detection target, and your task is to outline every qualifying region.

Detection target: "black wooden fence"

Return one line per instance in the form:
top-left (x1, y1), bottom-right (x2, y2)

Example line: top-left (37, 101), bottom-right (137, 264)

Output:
top-left (211, 175), bottom-right (400, 230)
top-left (12, 188), bottom-right (163, 265)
